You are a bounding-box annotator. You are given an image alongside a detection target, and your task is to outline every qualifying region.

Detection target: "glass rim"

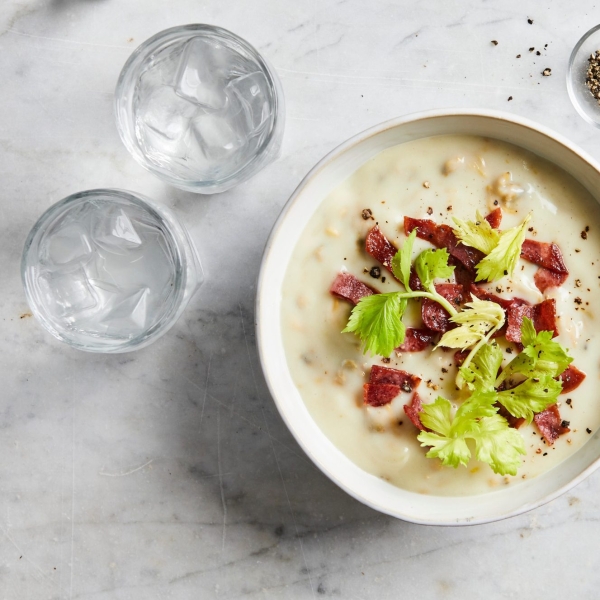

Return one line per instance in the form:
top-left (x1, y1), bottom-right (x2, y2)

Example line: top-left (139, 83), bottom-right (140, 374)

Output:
top-left (114, 24), bottom-right (284, 192)
top-left (21, 188), bottom-right (191, 353)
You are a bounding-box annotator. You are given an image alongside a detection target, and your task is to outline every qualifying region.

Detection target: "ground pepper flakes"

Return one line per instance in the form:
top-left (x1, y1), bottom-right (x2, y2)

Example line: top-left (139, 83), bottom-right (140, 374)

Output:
top-left (587, 51), bottom-right (600, 104)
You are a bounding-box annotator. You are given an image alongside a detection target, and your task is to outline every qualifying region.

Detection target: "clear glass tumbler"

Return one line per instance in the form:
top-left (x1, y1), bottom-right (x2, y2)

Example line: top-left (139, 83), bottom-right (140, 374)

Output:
top-left (115, 24), bottom-right (285, 193)
top-left (21, 189), bottom-right (203, 353)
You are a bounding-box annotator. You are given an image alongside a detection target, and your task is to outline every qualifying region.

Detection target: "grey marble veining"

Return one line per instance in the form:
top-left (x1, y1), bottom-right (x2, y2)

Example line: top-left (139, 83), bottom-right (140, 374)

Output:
top-left (1, 0), bottom-right (600, 598)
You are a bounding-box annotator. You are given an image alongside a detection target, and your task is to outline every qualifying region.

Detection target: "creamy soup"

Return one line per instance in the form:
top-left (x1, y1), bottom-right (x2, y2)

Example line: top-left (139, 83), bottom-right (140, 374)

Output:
top-left (281, 135), bottom-right (600, 496)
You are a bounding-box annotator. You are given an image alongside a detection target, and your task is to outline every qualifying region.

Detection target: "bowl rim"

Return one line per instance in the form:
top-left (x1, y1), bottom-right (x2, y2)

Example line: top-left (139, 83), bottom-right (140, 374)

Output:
top-left (256, 108), bottom-right (600, 525)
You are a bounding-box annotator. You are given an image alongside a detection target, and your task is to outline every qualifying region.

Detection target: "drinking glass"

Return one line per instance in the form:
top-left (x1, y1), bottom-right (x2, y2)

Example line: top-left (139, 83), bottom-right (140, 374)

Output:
top-left (22, 189), bottom-right (202, 352)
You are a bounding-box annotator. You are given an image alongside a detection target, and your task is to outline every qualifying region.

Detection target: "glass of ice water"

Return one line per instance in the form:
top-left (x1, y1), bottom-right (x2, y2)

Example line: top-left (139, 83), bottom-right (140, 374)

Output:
top-left (115, 25), bottom-right (285, 194)
top-left (21, 189), bottom-right (203, 352)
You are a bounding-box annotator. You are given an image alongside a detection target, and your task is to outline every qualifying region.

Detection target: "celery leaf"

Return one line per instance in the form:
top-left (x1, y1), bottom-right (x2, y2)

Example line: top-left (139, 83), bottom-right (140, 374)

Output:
top-left (475, 214), bottom-right (531, 282)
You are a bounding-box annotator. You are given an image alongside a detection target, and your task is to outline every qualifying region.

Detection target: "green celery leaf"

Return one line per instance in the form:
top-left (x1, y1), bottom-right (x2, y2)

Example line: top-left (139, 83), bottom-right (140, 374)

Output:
top-left (520, 316), bottom-right (537, 347)
top-left (500, 317), bottom-right (573, 383)
top-left (459, 342), bottom-right (503, 392)
top-left (475, 214), bottom-right (531, 282)
top-left (418, 397), bottom-right (473, 467)
top-left (497, 374), bottom-right (562, 424)
top-left (418, 394), bottom-right (524, 474)
top-left (419, 396), bottom-right (453, 436)
top-left (413, 248), bottom-right (455, 291)
top-left (418, 432), bottom-right (472, 468)
top-left (519, 317), bottom-right (573, 376)
top-left (437, 300), bottom-right (505, 349)
top-left (471, 415), bottom-right (526, 476)
top-left (455, 390), bottom-right (499, 421)
top-left (391, 229), bottom-right (417, 291)
top-left (342, 292), bottom-right (407, 357)
top-left (452, 210), bottom-right (500, 255)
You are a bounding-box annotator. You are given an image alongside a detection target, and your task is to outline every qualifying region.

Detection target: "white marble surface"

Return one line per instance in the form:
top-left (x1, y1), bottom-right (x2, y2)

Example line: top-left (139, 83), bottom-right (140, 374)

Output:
top-left (1, 1), bottom-right (600, 598)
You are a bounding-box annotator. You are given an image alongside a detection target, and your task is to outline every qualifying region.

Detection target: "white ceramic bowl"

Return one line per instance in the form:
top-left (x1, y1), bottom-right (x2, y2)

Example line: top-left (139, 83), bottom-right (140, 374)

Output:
top-left (256, 109), bottom-right (600, 525)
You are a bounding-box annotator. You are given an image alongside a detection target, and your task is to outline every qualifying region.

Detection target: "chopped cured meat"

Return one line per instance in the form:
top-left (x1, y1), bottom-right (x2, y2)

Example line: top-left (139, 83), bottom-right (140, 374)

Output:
top-left (506, 303), bottom-right (534, 343)
top-left (454, 349), bottom-right (469, 367)
top-left (452, 259), bottom-right (476, 288)
top-left (521, 239), bottom-right (568, 274)
top-left (521, 240), bottom-right (569, 292)
top-left (403, 392), bottom-right (427, 430)
top-left (533, 268), bottom-right (569, 293)
top-left (435, 283), bottom-right (466, 307)
top-left (505, 298), bottom-right (558, 343)
top-left (404, 216), bottom-right (438, 243)
top-left (558, 365), bottom-right (586, 394)
top-left (484, 207), bottom-right (503, 229)
top-left (409, 266), bottom-right (424, 291)
top-left (396, 328), bottom-right (437, 352)
top-left (330, 272), bottom-right (377, 305)
top-left (534, 298), bottom-right (559, 337)
top-left (404, 217), bottom-right (484, 272)
top-left (497, 402), bottom-right (525, 429)
top-left (365, 226), bottom-right (398, 275)
top-left (534, 404), bottom-right (570, 445)
top-left (363, 383), bottom-right (400, 407)
top-left (421, 283), bottom-right (465, 333)
top-left (370, 365), bottom-right (421, 392)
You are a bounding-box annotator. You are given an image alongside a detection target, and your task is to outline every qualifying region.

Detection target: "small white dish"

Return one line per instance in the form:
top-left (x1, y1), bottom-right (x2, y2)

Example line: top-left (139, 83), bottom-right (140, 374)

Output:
top-left (567, 24), bottom-right (600, 128)
top-left (256, 109), bottom-right (600, 525)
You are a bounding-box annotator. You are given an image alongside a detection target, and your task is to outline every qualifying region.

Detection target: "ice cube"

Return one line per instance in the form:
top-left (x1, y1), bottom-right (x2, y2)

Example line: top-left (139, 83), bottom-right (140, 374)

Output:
top-left (41, 224), bottom-right (93, 267)
top-left (91, 206), bottom-right (143, 256)
top-left (137, 85), bottom-right (197, 141)
top-left (191, 104), bottom-right (248, 162)
top-left (174, 37), bottom-right (243, 110)
top-left (138, 43), bottom-right (186, 91)
top-left (38, 267), bottom-right (98, 318)
top-left (227, 71), bottom-right (271, 134)
top-left (101, 287), bottom-right (151, 333)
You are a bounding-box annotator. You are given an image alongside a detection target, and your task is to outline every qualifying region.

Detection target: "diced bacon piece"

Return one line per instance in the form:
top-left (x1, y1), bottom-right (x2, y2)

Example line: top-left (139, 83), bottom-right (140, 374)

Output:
top-left (521, 240), bottom-right (569, 292)
top-left (403, 392), bottom-right (427, 430)
top-left (436, 283), bottom-right (466, 307)
top-left (505, 298), bottom-right (558, 343)
top-left (497, 402), bottom-right (525, 429)
top-left (369, 365), bottom-right (421, 392)
top-left (454, 349), bottom-right (469, 367)
top-left (534, 404), bottom-right (570, 445)
top-left (533, 268), bottom-right (569, 293)
top-left (421, 283), bottom-right (465, 333)
top-left (521, 239), bottom-right (568, 274)
top-left (506, 303), bottom-right (534, 343)
top-left (409, 266), bottom-right (424, 291)
top-left (534, 298), bottom-right (559, 337)
top-left (452, 258), bottom-right (476, 288)
top-left (330, 272), bottom-right (377, 305)
top-left (365, 226), bottom-right (398, 274)
top-left (485, 207), bottom-right (503, 229)
top-left (363, 383), bottom-right (400, 407)
top-left (404, 217), bottom-right (484, 272)
top-left (404, 216), bottom-right (438, 243)
top-left (558, 365), bottom-right (586, 394)
top-left (396, 328), bottom-right (437, 352)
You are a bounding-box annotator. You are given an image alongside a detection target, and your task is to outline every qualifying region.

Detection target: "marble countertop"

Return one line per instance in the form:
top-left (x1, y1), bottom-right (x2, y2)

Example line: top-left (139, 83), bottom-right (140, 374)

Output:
top-left (2, 1), bottom-right (600, 598)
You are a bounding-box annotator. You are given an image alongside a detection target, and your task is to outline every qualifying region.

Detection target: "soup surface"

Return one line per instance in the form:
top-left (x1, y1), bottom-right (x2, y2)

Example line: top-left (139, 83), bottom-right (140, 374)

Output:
top-left (281, 135), bottom-right (600, 496)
